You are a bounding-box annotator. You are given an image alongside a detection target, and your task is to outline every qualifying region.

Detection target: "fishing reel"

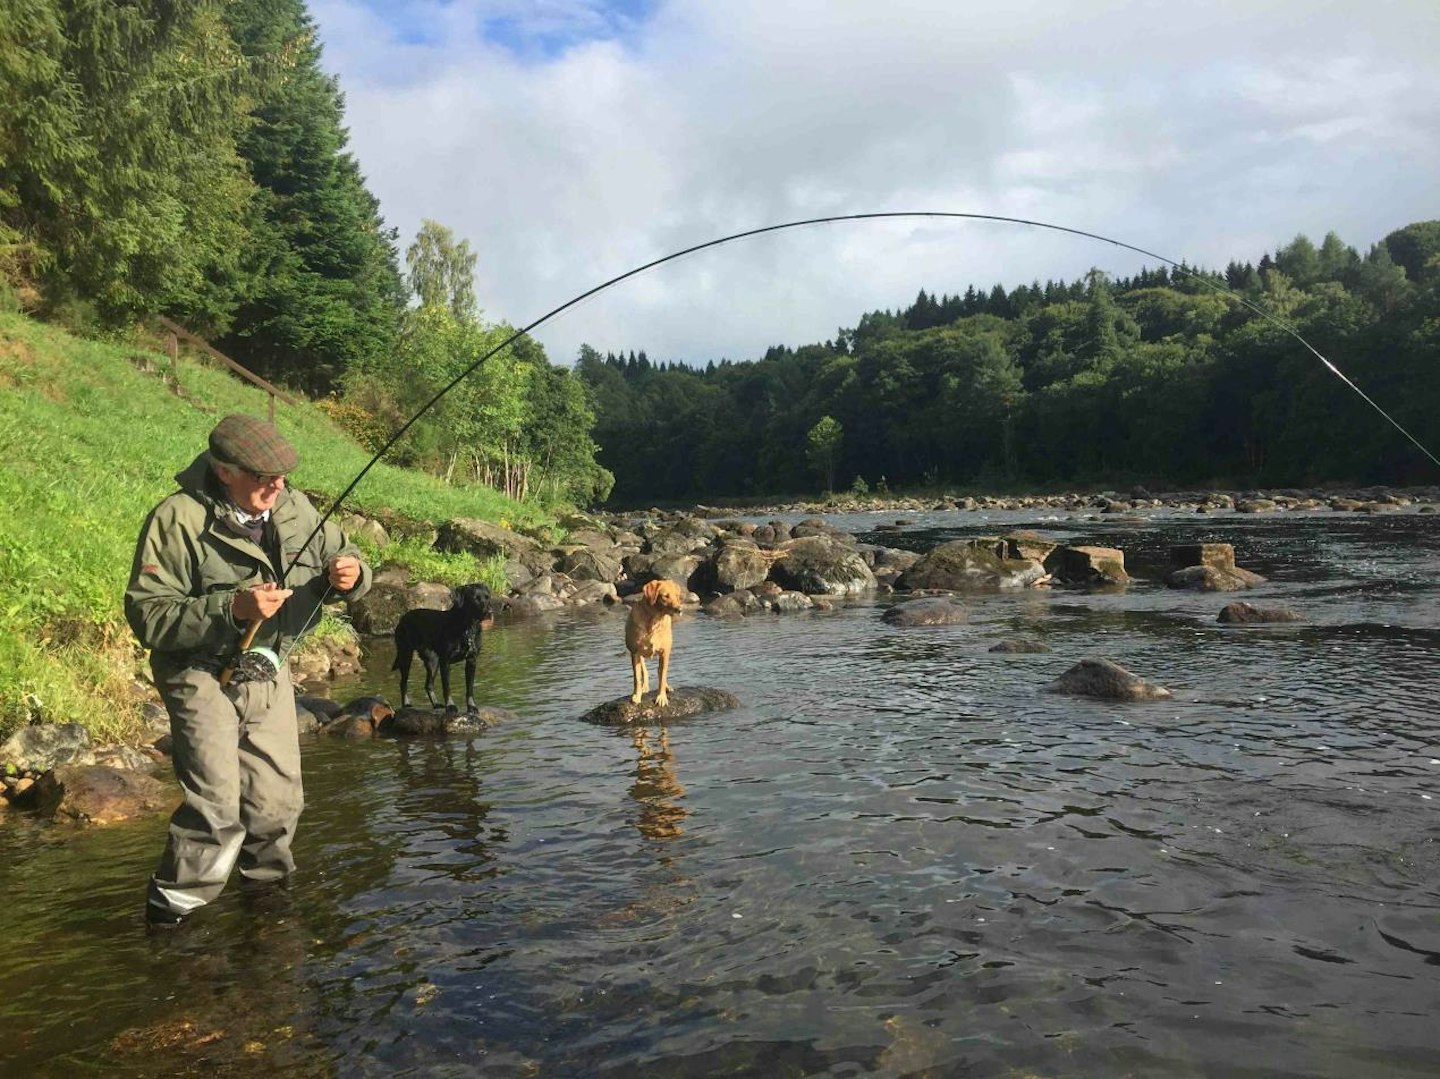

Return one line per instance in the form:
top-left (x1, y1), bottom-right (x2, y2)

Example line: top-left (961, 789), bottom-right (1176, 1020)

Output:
top-left (219, 618), bottom-right (281, 687)
top-left (226, 646), bottom-right (280, 685)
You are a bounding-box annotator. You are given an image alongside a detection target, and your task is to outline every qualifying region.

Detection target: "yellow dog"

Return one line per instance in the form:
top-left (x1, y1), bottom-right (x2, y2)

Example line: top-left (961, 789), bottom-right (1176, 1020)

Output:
top-left (625, 578), bottom-right (685, 707)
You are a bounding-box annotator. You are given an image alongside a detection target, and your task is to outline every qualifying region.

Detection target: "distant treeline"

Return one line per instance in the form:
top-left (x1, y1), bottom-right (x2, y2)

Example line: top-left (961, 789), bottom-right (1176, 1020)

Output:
top-left (0, 0), bottom-right (609, 506)
top-left (577, 222), bottom-right (1440, 503)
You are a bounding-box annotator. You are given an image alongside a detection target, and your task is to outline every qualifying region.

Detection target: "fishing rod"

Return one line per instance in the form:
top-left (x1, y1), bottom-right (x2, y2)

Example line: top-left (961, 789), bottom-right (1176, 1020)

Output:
top-left (260, 211), bottom-right (1437, 657)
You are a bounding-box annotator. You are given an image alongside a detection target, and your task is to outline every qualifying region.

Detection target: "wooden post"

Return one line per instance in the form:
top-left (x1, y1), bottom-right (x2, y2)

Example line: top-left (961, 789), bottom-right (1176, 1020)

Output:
top-left (168, 331), bottom-right (179, 389)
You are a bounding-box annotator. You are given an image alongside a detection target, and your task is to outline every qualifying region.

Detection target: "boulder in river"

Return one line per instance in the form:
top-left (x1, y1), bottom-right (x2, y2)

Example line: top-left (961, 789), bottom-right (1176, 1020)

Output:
top-left (45, 764), bottom-right (171, 825)
top-left (989, 639), bottom-right (1051, 654)
top-left (1043, 545), bottom-right (1129, 587)
top-left (769, 535), bottom-right (876, 595)
top-left (895, 539), bottom-right (1047, 591)
top-left (881, 597), bottom-right (969, 627)
top-left (387, 705), bottom-right (516, 736)
top-left (1046, 658), bottom-right (1172, 701)
top-left (1217, 602), bottom-right (1302, 625)
top-left (582, 686), bottom-right (741, 726)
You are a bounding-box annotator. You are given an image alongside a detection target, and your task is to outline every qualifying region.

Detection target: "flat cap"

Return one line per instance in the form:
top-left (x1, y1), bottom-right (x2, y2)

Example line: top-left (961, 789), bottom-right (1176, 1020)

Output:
top-left (208, 414), bottom-right (299, 475)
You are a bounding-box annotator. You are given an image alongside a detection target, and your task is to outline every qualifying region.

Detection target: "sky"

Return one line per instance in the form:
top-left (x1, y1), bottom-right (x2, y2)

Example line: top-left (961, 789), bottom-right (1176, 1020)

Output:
top-left (309, 0), bottom-right (1440, 366)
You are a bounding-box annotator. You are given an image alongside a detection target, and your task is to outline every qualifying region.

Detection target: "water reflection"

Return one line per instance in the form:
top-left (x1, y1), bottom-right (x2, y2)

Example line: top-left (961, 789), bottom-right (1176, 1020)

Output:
top-left (627, 725), bottom-right (690, 841)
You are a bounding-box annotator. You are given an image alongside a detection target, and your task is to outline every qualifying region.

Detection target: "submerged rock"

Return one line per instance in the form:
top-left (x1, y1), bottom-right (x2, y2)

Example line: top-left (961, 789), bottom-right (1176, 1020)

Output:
top-left (1166, 564), bottom-right (1266, 591)
top-left (48, 764), bottom-right (171, 825)
top-left (881, 597), bottom-right (969, 626)
top-left (582, 686), bottom-right (741, 726)
top-left (1046, 658), bottom-right (1172, 701)
top-left (1217, 602), bottom-right (1302, 625)
top-left (989, 639), bottom-right (1051, 654)
top-left (387, 706), bottom-right (516, 736)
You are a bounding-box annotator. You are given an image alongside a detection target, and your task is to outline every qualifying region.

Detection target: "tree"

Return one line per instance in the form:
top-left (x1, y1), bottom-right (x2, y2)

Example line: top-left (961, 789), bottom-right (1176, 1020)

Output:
top-left (218, 0), bottom-right (404, 394)
top-left (0, 0), bottom-right (256, 328)
top-left (407, 219), bottom-right (477, 322)
top-left (806, 415), bottom-right (843, 492)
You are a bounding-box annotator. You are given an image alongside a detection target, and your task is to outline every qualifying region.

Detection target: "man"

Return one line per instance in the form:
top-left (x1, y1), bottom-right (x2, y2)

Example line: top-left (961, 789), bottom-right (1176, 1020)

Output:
top-left (125, 414), bottom-right (371, 928)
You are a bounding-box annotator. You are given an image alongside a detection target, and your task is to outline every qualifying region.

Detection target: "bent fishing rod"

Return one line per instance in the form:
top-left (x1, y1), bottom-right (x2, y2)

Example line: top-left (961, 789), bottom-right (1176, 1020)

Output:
top-left (274, 209), bottom-right (1440, 611)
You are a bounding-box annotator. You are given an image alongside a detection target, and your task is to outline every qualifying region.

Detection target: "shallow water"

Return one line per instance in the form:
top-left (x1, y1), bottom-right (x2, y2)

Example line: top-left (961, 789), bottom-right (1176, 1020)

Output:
top-left (3, 509), bottom-right (1438, 1076)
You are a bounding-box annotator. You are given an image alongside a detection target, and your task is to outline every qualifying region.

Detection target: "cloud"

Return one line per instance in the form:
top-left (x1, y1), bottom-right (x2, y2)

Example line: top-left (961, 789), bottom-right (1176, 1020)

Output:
top-left (311, 0), bottom-right (1440, 365)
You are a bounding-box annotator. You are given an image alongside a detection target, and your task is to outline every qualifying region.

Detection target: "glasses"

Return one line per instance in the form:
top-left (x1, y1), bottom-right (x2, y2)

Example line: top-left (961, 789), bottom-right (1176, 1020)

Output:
top-left (240, 468), bottom-right (286, 485)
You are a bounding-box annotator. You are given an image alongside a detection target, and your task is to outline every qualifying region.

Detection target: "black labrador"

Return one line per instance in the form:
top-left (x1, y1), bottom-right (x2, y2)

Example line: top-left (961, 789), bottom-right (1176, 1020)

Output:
top-left (392, 582), bottom-right (494, 712)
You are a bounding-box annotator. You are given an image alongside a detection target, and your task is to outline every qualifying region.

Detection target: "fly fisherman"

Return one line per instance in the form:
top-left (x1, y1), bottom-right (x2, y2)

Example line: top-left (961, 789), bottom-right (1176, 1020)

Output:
top-left (125, 414), bottom-right (371, 929)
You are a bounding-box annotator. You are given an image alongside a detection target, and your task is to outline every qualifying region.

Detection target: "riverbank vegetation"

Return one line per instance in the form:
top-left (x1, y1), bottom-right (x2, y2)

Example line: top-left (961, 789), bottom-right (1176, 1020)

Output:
top-left (579, 222), bottom-right (1440, 503)
top-left (0, 313), bottom-right (530, 741)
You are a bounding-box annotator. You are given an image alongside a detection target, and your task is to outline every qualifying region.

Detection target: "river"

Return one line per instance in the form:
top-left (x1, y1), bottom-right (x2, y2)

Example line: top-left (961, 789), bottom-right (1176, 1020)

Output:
top-left (2, 507), bottom-right (1437, 1076)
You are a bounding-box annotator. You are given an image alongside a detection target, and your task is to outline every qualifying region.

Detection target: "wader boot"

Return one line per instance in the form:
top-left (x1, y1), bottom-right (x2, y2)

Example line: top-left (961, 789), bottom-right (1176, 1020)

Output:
top-left (145, 663), bottom-right (303, 924)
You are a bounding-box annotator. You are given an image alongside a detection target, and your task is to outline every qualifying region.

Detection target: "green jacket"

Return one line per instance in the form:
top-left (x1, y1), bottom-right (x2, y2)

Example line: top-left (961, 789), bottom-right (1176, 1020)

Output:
top-left (124, 453), bottom-right (372, 671)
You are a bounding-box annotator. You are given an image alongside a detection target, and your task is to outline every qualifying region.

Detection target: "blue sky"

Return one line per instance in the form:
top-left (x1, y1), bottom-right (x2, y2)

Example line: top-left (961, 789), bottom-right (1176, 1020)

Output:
top-left (310, 0), bottom-right (1440, 366)
top-left (341, 0), bottom-right (654, 56)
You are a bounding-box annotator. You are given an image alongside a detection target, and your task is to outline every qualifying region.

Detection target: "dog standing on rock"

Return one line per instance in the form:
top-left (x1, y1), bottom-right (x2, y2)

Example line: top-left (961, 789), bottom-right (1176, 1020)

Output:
top-left (393, 582), bottom-right (494, 713)
top-left (626, 578), bottom-right (685, 707)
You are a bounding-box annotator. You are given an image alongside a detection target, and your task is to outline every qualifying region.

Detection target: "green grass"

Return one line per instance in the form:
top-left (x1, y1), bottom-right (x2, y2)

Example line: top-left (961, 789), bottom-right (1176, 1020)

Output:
top-left (0, 312), bottom-right (539, 742)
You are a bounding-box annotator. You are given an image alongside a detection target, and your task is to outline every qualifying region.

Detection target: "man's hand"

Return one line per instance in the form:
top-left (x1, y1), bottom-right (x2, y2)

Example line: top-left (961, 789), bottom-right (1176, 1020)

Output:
top-left (233, 581), bottom-right (293, 622)
top-left (328, 555), bottom-right (361, 592)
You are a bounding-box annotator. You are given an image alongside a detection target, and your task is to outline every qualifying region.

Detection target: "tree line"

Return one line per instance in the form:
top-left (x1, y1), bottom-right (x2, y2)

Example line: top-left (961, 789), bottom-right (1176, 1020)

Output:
top-left (576, 223), bottom-right (1440, 504)
top-left (0, 0), bottom-right (610, 506)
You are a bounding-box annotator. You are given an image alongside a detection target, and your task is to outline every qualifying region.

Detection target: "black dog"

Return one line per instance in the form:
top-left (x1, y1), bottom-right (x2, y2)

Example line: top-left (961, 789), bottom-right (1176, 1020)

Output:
top-left (392, 583), bottom-right (494, 713)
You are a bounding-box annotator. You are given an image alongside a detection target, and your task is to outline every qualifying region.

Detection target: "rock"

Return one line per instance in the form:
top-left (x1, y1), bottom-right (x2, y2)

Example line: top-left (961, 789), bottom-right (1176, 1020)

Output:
top-left (504, 593), bottom-right (566, 619)
top-left (1217, 602), bottom-right (1302, 624)
top-left (558, 545), bottom-right (623, 583)
top-left (92, 745), bottom-right (159, 773)
top-left (1235, 498), bottom-right (1278, 513)
top-left (881, 597), bottom-right (969, 626)
top-left (701, 594), bottom-right (749, 618)
top-left (1046, 658), bottom-right (1172, 701)
top-left (897, 539), bottom-right (1047, 591)
top-left (296, 695), bottom-right (344, 719)
top-left (1044, 545), bottom-right (1129, 586)
top-left (387, 705), bottom-right (516, 736)
top-left (581, 686), bottom-right (741, 726)
top-left (1166, 564), bottom-right (1266, 591)
top-left (1170, 543), bottom-right (1236, 571)
top-left (1001, 531), bottom-right (1058, 563)
top-left (770, 535), bottom-right (877, 596)
top-left (567, 580), bottom-right (619, 606)
top-left (989, 639), bottom-right (1051, 653)
top-left (766, 590), bottom-right (815, 612)
top-left (437, 517), bottom-right (546, 562)
top-left (0, 722), bottom-right (96, 772)
top-left (317, 696), bottom-right (395, 739)
top-left (703, 543), bottom-right (774, 593)
top-left (340, 512), bottom-right (390, 548)
top-left (50, 765), bottom-right (171, 825)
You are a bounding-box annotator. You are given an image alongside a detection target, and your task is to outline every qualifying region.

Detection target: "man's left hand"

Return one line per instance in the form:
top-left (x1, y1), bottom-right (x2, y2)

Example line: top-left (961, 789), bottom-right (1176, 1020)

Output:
top-left (328, 555), bottom-right (362, 592)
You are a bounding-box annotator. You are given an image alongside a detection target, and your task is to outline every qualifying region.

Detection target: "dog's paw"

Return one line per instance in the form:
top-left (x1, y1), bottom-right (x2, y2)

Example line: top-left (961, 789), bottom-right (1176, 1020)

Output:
top-left (655, 693), bottom-right (669, 708)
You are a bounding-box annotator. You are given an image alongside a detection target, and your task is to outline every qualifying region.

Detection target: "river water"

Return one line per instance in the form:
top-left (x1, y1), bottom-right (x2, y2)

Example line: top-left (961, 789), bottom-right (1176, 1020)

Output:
top-left (2, 507), bottom-right (1438, 1076)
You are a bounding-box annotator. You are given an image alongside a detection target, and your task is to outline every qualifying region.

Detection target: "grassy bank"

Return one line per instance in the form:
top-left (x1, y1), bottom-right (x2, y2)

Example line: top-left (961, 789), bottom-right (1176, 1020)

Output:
top-left (0, 312), bottom-right (535, 743)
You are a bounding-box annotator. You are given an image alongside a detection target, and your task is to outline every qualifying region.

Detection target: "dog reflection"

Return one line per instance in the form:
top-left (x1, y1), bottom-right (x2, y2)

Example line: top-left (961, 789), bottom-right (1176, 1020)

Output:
top-left (629, 726), bottom-right (688, 840)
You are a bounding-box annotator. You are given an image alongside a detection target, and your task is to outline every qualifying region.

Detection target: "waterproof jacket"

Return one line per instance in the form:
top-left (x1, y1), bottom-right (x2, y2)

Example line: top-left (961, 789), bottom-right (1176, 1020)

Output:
top-left (125, 453), bottom-right (372, 671)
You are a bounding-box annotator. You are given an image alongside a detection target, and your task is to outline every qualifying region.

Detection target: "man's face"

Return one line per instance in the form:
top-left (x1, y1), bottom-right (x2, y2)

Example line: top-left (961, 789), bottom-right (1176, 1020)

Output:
top-left (215, 462), bottom-right (287, 515)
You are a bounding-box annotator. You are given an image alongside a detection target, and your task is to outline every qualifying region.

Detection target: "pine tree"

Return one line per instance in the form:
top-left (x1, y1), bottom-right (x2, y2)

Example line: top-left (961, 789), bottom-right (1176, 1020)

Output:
top-left (218, 0), bottom-right (404, 394)
top-left (0, 0), bottom-right (255, 327)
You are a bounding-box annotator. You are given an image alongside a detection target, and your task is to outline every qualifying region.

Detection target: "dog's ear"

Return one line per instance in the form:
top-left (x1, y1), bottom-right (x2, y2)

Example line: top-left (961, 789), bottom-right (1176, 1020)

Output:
top-left (642, 579), bottom-right (663, 604)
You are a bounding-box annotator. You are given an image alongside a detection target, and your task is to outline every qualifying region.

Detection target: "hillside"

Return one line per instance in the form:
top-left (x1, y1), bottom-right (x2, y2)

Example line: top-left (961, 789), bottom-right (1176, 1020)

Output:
top-left (0, 312), bottom-right (533, 741)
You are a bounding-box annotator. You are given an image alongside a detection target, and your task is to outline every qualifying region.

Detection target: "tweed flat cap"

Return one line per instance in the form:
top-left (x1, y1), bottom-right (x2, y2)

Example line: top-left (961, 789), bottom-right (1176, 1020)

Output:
top-left (208, 414), bottom-right (299, 474)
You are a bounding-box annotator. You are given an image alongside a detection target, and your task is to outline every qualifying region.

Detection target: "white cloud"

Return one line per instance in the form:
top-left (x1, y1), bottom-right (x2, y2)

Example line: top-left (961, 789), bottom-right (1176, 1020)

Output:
top-left (312, 0), bottom-right (1440, 364)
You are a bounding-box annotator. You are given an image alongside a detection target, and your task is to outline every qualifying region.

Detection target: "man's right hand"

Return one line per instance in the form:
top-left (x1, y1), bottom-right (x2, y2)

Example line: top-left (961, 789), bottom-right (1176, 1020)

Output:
top-left (232, 581), bottom-right (293, 622)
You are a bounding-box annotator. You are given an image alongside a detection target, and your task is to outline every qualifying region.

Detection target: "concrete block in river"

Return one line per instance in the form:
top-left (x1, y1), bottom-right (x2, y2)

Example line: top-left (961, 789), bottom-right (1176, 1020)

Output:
top-left (1170, 543), bottom-right (1236, 571)
top-left (1044, 545), bottom-right (1129, 586)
